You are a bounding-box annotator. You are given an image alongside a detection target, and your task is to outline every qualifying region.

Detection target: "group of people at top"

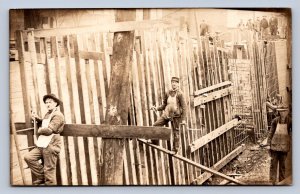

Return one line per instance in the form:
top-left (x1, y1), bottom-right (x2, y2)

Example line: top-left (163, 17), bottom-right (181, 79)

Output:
top-left (237, 15), bottom-right (279, 39)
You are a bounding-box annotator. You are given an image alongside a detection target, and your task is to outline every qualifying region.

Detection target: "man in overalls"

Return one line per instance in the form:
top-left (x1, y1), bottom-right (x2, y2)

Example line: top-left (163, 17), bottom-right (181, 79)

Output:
top-left (24, 94), bottom-right (65, 185)
top-left (151, 77), bottom-right (187, 152)
top-left (261, 105), bottom-right (292, 185)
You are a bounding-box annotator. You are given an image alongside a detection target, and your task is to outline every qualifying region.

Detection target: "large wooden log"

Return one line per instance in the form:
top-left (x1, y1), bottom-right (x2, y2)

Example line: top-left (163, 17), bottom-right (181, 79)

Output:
top-left (14, 123), bottom-right (171, 139)
top-left (99, 10), bottom-right (136, 185)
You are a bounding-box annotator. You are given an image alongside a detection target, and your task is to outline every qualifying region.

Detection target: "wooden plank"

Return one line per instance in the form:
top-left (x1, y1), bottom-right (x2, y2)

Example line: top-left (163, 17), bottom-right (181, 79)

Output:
top-left (138, 139), bottom-right (246, 185)
top-left (15, 31), bottom-right (32, 129)
top-left (180, 124), bottom-right (190, 183)
top-left (88, 33), bottom-right (103, 185)
top-left (27, 30), bottom-right (42, 115)
top-left (50, 36), bottom-right (64, 113)
top-left (14, 124), bottom-right (171, 140)
top-left (99, 33), bottom-right (109, 97)
top-left (30, 20), bottom-right (176, 38)
top-left (190, 119), bottom-right (240, 152)
top-left (41, 38), bottom-right (51, 93)
top-left (72, 34), bottom-right (90, 185)
top-left (194, 144), bottom-right (246, 184)
top-left (194, 86), bottom-right (233, 106)
top-left (194, 81), bottom-right (232, 96)
top-left (62, 35), bottom-right (79, 185)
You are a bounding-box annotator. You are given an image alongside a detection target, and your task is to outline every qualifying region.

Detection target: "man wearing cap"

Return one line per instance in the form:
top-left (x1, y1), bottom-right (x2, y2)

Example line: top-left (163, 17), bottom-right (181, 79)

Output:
top-left (24, 94), bottom-right (65, 185)
top-left (261, 105), bottom-right (292, 185)
top-left (151, 77), bottom-right (186, 151)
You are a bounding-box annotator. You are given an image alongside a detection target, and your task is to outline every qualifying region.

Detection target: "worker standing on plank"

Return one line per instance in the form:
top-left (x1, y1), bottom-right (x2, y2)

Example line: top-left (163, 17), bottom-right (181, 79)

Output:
top-left (24, 94), bottom-right (65, 186)
top-left (261, 104), bottom-right (292, 185)
top-left (151, 77), bottom-right (187, 152)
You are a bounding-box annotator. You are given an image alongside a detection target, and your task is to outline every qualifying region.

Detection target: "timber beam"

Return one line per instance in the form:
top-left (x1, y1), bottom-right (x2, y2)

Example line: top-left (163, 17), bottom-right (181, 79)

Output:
top-left (194, 81), bottom-right (232, 96)
top-left (14, 124), bottom-right (171, 140)
top-left (189, 119), bottom-right (240, 152)
top-left (25, 20), bottom-right (177, 38)
top-left (194, 86), bottom-right (233, 107)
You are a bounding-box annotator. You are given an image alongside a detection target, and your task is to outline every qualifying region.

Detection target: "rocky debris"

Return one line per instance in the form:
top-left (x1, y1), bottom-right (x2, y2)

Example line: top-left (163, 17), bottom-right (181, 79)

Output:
top-left (208, 143), bottom-right (271, 185)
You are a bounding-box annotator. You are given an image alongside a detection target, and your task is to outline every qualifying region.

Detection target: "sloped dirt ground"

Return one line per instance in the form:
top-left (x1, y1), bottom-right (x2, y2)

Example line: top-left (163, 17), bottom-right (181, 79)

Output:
top-left (207, 141), bottom-right (292, 186)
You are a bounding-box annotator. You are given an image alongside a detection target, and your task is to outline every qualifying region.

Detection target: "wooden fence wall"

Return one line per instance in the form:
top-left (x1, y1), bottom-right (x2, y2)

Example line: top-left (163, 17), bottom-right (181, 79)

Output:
top-left (11, 23), bottom-right (248, 185)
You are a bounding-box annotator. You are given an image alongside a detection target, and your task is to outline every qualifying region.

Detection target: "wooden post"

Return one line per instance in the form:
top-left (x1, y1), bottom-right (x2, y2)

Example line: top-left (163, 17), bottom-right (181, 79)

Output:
top-left (100, 9), bottom-right (136, 185)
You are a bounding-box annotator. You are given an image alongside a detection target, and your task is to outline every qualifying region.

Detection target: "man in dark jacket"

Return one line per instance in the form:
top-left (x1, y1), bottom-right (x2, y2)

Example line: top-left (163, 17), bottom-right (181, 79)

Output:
top-left (199, 20), bottom-right (209, 36)
top-left (261, 105), bottom-right (291, 185)
top-left (260, 16), bottom-right (269, 39)
top-left (151, 77), bottom-right (187, 151)
top-left (24, 94), bottom-right (65, 186)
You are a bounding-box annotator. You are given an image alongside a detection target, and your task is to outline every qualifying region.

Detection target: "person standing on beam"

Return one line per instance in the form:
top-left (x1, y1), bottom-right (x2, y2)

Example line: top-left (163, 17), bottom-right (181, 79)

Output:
top-left (151, 76), bottom-right (187, 152)
top-left (24, 94), bottom-right (65, 186)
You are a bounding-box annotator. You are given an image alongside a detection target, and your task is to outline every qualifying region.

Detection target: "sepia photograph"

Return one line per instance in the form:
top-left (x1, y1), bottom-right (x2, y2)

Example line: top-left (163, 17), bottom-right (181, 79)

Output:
top-left (9, 8), bottom-right (292, 186)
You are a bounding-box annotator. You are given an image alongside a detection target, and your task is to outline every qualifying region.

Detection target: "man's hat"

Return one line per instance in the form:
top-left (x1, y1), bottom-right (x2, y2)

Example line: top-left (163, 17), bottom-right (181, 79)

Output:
top-left (171, 77), bottom-right (180, 83)
top-left (43, 94), bottom-right (62, 107)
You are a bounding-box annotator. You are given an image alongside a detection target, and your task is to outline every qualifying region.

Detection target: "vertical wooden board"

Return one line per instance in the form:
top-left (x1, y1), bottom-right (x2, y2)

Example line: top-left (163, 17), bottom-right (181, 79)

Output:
top-left (49, 36), bottom-right (67, 185)
top-left (212, 100), bottom-right (220, 162)
top-left (27, 30), bottom-right (42, 116)
top-left (148, 31), bottom-right (159, 123)
top-left (213, 41), bottom-right (222, 84)
top-left (41, 37), bottom-right (51, 94)
top-left (99, 32), bottom-right (109, 96)
top-left (185, 30), bottom-right (197, 129)
top-left (198, 38), bottom-right (206, 88)
top-left (132, 50), bottom-right (143, 125)
top-left (62, 35), bottom-right (82, 185)
top-left (132, 139), bottom-right (142, 185)
top-left (129, 140), bottom-right (138, 185)
top-left (180, 124), bottom-right (190, 184)
top-left (71, 34), bottom-right (92, 185)
top-left (15, 31), bottom-right (35, 160)
top-left (153, 149), bottom-right (161, 185)
top-left (79, 34), bottom-right (93, 185)
top-left (166, 140), bottom-right (175, 185)
top-left (141, 143), bottom-right (149, 185)
top-left (153, 30), bottom-right (164, 104)
top-left (145, 145), bottom-right (154, 185)
top-left (136, 32), bottom-right (149, 126)
top-left (187, 129), bottom-right (196, 181)
top-left (124, 140), bottom-right (133, 185)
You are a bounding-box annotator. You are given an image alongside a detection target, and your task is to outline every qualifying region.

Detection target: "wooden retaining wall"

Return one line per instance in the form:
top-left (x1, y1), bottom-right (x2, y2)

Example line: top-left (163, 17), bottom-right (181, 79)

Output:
top-left (10, 22), bottom-right (248, 185)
